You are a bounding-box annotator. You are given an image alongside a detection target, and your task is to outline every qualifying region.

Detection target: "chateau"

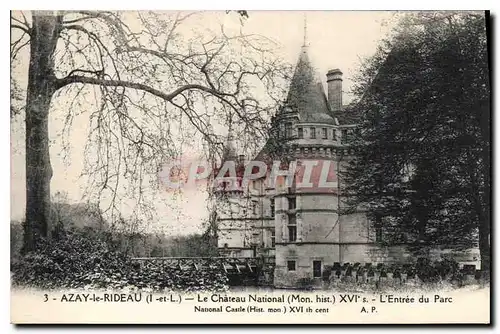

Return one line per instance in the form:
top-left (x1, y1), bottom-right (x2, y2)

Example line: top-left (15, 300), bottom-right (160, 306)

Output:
top-left (211, 44), bottom-right (466, 287)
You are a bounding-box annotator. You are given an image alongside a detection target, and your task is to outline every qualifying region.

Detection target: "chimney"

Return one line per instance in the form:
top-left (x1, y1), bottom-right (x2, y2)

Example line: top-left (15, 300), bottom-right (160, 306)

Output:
top-left (326, 69), bottom-right (343, 113)
top-left (238, 154), bottom-right (246, 165)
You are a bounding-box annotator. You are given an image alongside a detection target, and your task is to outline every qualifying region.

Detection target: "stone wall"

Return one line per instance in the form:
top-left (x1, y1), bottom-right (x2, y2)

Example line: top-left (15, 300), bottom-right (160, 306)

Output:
top-left (274, 258), bottom-right (483, 289)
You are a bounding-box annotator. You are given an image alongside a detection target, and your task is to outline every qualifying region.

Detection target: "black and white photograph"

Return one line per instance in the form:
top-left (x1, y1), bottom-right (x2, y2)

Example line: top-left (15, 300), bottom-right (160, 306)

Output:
top-left (9, 9), bottom-right (491, 324)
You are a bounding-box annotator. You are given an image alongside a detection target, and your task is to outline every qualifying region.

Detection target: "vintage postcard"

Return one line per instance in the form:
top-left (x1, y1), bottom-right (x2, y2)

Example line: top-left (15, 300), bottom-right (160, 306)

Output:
top-left (10, 10), bottom-right (491, 324)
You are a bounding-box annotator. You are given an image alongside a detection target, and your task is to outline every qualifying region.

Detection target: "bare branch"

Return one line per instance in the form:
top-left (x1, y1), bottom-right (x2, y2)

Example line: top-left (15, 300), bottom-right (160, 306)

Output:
top-left (61, 23), bottom-right (122, 81)
top-left (56, 75), bottom-right (228, 102)
top-left (17, 10), bottom-right (289, 228)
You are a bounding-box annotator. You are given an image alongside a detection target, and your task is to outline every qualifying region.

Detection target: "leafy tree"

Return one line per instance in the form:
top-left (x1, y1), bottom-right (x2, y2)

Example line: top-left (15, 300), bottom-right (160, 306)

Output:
top-left (342, 12), bottom-right (490, 271)
top-left (10, 10), bottom-right (288, 252)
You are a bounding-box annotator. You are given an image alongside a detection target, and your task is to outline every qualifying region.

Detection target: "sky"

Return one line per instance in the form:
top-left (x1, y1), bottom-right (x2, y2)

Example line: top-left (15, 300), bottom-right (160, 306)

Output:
top-left (10, 11), bottom-right (397, 236)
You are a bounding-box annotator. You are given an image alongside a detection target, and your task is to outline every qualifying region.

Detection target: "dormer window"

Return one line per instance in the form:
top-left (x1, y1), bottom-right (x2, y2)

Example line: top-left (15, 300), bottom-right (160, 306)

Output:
top-left (270, 198), bottom-right (275, 218)
top-left (310, 127), bottom-right (316, 139)
top-left (285, 123), bottom-right (292, 138)
top-left (288, 212), bottom-right (297, 242)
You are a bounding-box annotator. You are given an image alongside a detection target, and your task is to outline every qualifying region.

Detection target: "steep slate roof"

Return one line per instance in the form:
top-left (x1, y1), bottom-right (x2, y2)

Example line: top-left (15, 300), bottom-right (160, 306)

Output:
top-left (332, 48), bottom-right (405, 126)
top-left (285, 47), bottom-right (336, 125)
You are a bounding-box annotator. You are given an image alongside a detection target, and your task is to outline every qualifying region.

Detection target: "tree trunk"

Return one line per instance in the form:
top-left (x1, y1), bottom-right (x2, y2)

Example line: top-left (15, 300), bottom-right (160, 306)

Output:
top-left (479, 171), bottom-right (491, 275)
top-left (478, 219), bottom-right (490, 274)
top-left (22, 13), bottom-right (61, 253)
top-left (467, 151), bottom-right (490, 274)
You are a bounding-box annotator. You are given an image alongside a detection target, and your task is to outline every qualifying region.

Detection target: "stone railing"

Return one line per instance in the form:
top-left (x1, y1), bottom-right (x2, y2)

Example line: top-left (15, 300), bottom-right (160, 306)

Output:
top-left (315, 261), bottom-right (485, 290)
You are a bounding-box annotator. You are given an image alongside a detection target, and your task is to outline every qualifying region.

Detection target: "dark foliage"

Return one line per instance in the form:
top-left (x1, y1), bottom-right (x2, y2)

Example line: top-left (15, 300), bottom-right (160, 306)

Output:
top-left (342, 13), bottom-right (490, 269)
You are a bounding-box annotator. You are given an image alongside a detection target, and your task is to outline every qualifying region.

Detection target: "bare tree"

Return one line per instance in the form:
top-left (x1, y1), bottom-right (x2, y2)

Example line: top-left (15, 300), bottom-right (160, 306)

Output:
top-left (10, 10), bottom-right (290, 252)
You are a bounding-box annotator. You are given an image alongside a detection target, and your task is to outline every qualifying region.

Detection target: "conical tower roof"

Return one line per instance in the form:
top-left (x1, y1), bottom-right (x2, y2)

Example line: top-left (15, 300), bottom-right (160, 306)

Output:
top-left (285, 47), bottom-right (335, 124)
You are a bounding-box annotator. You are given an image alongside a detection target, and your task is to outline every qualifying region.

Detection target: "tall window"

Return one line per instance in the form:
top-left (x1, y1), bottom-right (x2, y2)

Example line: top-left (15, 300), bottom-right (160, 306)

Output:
top-left (313, 261), bottom-right (322, 278)
top-left (297, 127), bottom-right (303, 139)
top-left (288, 213), bottom-right (297, 242)
top-left (322, 128), bottom-right (328, 139)
top-left (285, 123), bottom-right (292, 138)
top-left (252, 201), bottom-right (258, 215)
top-left (332, 129), bottom-right (337, 140)
top-left (271, 231), bottom-right (275, 248)
top-left (288, 197), bottom-right (296, 210)
top-left (270, 198), bottom-right (275, 218)
top-left (287, 260), bottom-right (296, 271)
top-left (310, 127), bottom-right (316, 139)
